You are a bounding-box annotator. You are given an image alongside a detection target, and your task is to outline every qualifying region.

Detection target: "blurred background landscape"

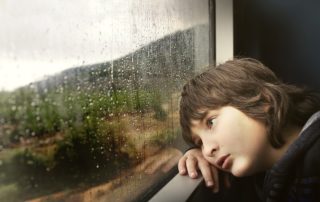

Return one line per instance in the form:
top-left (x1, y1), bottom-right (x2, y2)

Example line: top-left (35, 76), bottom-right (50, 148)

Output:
top-left (0, 25), bottom-right (208, 201)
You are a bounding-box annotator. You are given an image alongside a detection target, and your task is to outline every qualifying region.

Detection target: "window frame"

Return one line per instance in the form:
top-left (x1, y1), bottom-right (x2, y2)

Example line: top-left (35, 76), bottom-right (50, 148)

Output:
top-left (148, 0), bottom-right (234, 201)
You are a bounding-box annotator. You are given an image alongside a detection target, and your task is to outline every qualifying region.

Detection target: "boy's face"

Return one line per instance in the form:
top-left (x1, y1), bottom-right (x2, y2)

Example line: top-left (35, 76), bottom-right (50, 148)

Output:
top-left (190, 106), bottom-right (272, 177)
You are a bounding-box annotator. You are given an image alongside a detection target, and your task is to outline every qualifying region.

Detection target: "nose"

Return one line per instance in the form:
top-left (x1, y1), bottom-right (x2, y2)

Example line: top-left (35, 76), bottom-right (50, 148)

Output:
top-left (202, 141), bottom-right (219, 157)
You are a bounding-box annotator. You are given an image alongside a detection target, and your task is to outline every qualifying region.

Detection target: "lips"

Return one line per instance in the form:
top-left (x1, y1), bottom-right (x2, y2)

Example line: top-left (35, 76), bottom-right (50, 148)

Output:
top-left (216, 154), bottom-right (230, 169)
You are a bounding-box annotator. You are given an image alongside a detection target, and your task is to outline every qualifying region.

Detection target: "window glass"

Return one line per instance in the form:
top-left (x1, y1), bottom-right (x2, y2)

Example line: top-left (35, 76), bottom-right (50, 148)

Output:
top-left (0, 0), bottom-right (210, 201)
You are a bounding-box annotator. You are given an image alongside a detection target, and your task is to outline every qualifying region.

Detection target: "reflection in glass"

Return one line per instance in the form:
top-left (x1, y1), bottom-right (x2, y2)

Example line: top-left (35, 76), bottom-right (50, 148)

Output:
top-left (0, 0), bottom-right (210, 201)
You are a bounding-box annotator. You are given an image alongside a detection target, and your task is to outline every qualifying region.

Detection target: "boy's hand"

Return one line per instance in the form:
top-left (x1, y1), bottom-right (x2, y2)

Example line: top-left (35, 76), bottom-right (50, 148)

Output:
top-left (178, 148), bottom-right (220, 193)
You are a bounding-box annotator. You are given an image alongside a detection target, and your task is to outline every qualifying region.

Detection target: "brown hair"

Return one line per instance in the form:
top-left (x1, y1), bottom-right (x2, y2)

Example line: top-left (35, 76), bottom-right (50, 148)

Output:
top-left (180, 58), bottom-right (320, 148)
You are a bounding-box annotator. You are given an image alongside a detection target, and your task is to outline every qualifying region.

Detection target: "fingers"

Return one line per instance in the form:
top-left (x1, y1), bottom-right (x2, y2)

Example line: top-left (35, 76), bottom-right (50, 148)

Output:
top-left (198, 160), bottom-right (214, 187)
top-left (198, 161), bottom-right (220, 193)
top-left (186, 156), bottom-right (198, 178)
top-left (211, 166), bottom-right (219, 193)
top-left (178, 155), bottom-right (188, 175)
top-left (178, 149), bottom-right (201, 178)
top-left (177, 149), bottom-right (223, 193)
top-left (178, 154), bottom-right (199, 178)
top-left (223, 173), bottom-right (231, 189)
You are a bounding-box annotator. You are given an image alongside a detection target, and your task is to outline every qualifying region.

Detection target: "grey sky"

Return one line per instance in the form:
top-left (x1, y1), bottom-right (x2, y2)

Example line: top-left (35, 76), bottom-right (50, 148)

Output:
top-left (0, 0), bottom-right (209, 91)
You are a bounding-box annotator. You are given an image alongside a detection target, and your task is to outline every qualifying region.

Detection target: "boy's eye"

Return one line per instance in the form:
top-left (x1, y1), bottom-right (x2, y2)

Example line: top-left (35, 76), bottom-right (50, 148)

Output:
top-left (207, 118), bottom-right (217, 129)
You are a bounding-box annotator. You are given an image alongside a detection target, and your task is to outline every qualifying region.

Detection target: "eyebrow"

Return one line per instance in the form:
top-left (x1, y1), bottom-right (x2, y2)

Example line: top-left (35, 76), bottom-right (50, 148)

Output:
top-left (198, 110), bottom-right (209, 122)
top-left (190, 112), bottom-right (209, 127)
top-left (192, 109), bottom-right (219, 125)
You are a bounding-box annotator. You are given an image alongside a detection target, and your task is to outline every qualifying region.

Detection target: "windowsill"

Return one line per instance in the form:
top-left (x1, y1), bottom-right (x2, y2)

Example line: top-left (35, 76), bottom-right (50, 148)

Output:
top-left (149, 173), bottom-right (203, 202)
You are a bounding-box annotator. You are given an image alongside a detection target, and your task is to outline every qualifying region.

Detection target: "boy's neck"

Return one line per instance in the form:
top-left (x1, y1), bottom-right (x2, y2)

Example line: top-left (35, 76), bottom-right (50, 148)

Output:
top-left (268, 126), bottom-right (302, 168)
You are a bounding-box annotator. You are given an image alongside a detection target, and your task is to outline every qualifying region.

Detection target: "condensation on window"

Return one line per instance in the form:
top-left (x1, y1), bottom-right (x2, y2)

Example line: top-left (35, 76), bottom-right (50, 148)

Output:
top-left (0, 0), bottom-right (210, 201)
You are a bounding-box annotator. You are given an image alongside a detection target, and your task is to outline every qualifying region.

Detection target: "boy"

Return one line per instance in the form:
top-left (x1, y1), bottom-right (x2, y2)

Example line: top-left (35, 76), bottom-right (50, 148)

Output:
top-left (178, 58), bottom-right (320, 201)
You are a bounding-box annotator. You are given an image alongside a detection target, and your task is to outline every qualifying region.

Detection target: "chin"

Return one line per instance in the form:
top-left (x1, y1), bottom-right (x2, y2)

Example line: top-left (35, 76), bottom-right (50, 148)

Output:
top-left (231, 170), bottom-right (246, 177)
top-left (231, 165), bottom-right (252, 177)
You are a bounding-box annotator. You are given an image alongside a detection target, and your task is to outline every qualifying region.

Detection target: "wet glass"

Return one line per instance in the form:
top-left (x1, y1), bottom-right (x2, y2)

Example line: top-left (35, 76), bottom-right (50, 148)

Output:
top-left (0, 0), bottom-right (211, 201)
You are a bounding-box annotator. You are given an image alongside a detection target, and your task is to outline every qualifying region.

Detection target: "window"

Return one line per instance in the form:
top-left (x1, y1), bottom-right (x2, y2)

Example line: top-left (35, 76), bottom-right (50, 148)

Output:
top-left (0, 0), bottom-right (212, 201)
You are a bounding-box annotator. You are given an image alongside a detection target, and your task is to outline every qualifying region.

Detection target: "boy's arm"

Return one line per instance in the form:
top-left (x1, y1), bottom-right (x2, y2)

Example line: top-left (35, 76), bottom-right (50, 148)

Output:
top-left (178, 148), bottom-right (222, 193)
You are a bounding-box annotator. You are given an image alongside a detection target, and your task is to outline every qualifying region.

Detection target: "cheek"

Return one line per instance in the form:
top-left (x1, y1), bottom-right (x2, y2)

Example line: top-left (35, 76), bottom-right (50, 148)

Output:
top-left (231, 141), bottom-right (269, 177)
top-left (216, 123), bottom-right (243, 147)
top-left (245, 126), bottom-right (269, 156)
top-left (215, 120), bottom-right (267, 154)
top-left (237, 122), bottom-right (267, 154)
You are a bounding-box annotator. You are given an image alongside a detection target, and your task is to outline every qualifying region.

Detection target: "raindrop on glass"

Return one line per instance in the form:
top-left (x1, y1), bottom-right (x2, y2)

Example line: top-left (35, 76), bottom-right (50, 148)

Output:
top-left (11, 106), bottom-right (16, 111)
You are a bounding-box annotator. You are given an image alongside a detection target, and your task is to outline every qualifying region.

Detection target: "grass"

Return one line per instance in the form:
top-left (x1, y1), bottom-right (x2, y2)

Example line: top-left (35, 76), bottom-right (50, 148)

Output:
top-left (0, 84), bottom-right (181, 201)
top-left (148, 127), bottom-right (180, 147)
top-left (0, 183), bottom-right (19, 202)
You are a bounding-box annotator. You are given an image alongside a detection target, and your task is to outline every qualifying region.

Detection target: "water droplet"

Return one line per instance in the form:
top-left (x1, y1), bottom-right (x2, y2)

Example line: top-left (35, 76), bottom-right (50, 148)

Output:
top-left (29, 83), bottom-right (35, 89)
top-left (27, 160), bottom-right (34, 165)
